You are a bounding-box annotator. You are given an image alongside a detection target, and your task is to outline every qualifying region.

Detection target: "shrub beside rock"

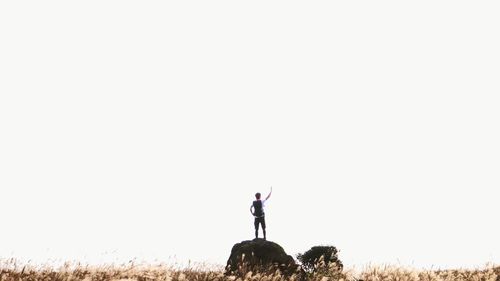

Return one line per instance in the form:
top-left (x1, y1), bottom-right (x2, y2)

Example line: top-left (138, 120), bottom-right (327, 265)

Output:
top-left (297, 245), bottom-right (343, 273)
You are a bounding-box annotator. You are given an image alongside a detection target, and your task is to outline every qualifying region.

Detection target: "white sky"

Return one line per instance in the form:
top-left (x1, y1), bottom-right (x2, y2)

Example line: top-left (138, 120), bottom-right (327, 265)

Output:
top-left (1, 0), bottom-right (499, 270)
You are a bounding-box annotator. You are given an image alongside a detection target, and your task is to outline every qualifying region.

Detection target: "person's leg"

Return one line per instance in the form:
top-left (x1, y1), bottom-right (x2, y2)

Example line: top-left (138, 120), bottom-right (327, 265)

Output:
top-left (254, 218), bottom-right (259, 238)
top-left (261, 217), bottom-right (267, 240)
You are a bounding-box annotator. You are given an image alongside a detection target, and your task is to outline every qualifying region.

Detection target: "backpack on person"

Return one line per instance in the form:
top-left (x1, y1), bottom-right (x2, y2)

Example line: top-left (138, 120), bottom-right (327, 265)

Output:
top-left (253, 200), bottom-right (264, 218)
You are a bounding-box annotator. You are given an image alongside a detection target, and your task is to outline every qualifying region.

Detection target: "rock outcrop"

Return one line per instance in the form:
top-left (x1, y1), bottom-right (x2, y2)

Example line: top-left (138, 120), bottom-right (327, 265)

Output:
top-left (225, 238), bottom-right (301, 276)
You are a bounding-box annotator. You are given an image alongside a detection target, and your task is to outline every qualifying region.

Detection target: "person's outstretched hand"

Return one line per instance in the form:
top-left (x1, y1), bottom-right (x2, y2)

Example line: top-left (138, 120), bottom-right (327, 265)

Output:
top-left (266, 186), bottom-right (273, 200)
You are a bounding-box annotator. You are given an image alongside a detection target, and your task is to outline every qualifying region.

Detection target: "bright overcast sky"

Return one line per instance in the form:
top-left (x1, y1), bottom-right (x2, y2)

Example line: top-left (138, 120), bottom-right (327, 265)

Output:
top-left (1, 0), bottom-right (499, 270)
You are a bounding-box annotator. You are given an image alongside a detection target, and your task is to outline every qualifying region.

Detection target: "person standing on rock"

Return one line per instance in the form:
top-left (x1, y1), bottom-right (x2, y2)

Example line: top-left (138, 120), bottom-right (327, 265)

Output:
top-left (250, 186), bottom-right (272, 240)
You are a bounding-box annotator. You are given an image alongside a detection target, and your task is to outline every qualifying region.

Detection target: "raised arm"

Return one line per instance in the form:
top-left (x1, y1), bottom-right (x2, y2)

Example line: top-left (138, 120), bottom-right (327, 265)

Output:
top-left (265, 186), bottom-right (272, 201)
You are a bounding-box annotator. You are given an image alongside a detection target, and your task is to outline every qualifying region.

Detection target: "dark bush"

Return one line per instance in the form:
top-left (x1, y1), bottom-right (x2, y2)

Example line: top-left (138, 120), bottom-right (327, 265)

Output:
top-left (297, 246), bottom-right (343, 273)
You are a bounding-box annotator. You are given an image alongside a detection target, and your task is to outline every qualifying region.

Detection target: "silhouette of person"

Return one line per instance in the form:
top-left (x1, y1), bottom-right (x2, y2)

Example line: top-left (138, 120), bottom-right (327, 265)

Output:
top-left (250, 186), bottom-right (272, 240)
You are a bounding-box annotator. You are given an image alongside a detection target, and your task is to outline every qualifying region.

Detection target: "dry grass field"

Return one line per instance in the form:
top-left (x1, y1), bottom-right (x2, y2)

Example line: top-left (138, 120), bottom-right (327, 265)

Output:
top-left (0, 259), bottom-right (498, 281)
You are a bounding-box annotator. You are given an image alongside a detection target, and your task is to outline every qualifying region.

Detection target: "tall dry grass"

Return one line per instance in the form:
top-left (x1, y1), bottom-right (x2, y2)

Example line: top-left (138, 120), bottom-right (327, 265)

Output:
top-left (0, 258), bottom-right (498, 281)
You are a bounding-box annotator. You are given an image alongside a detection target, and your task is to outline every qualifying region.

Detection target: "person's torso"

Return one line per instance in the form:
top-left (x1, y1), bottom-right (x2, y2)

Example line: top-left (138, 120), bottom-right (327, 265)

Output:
top-left (253, 199), bottom-right (265, 217)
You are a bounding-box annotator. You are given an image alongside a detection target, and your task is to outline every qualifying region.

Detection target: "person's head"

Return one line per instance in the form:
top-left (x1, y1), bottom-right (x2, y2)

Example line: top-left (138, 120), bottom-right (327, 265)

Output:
top-left (255, 193), bottom-right (261, 199)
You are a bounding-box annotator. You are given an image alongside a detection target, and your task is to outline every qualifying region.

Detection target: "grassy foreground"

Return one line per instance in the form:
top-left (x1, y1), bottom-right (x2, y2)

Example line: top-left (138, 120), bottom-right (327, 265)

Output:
top-left (0, 259), bottom-right (498, 281)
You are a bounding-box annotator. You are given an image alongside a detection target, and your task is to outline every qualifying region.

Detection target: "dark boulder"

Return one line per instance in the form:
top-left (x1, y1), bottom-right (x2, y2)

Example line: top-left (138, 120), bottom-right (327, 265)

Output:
top-left (225, 238), bottom-right (302, 276)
